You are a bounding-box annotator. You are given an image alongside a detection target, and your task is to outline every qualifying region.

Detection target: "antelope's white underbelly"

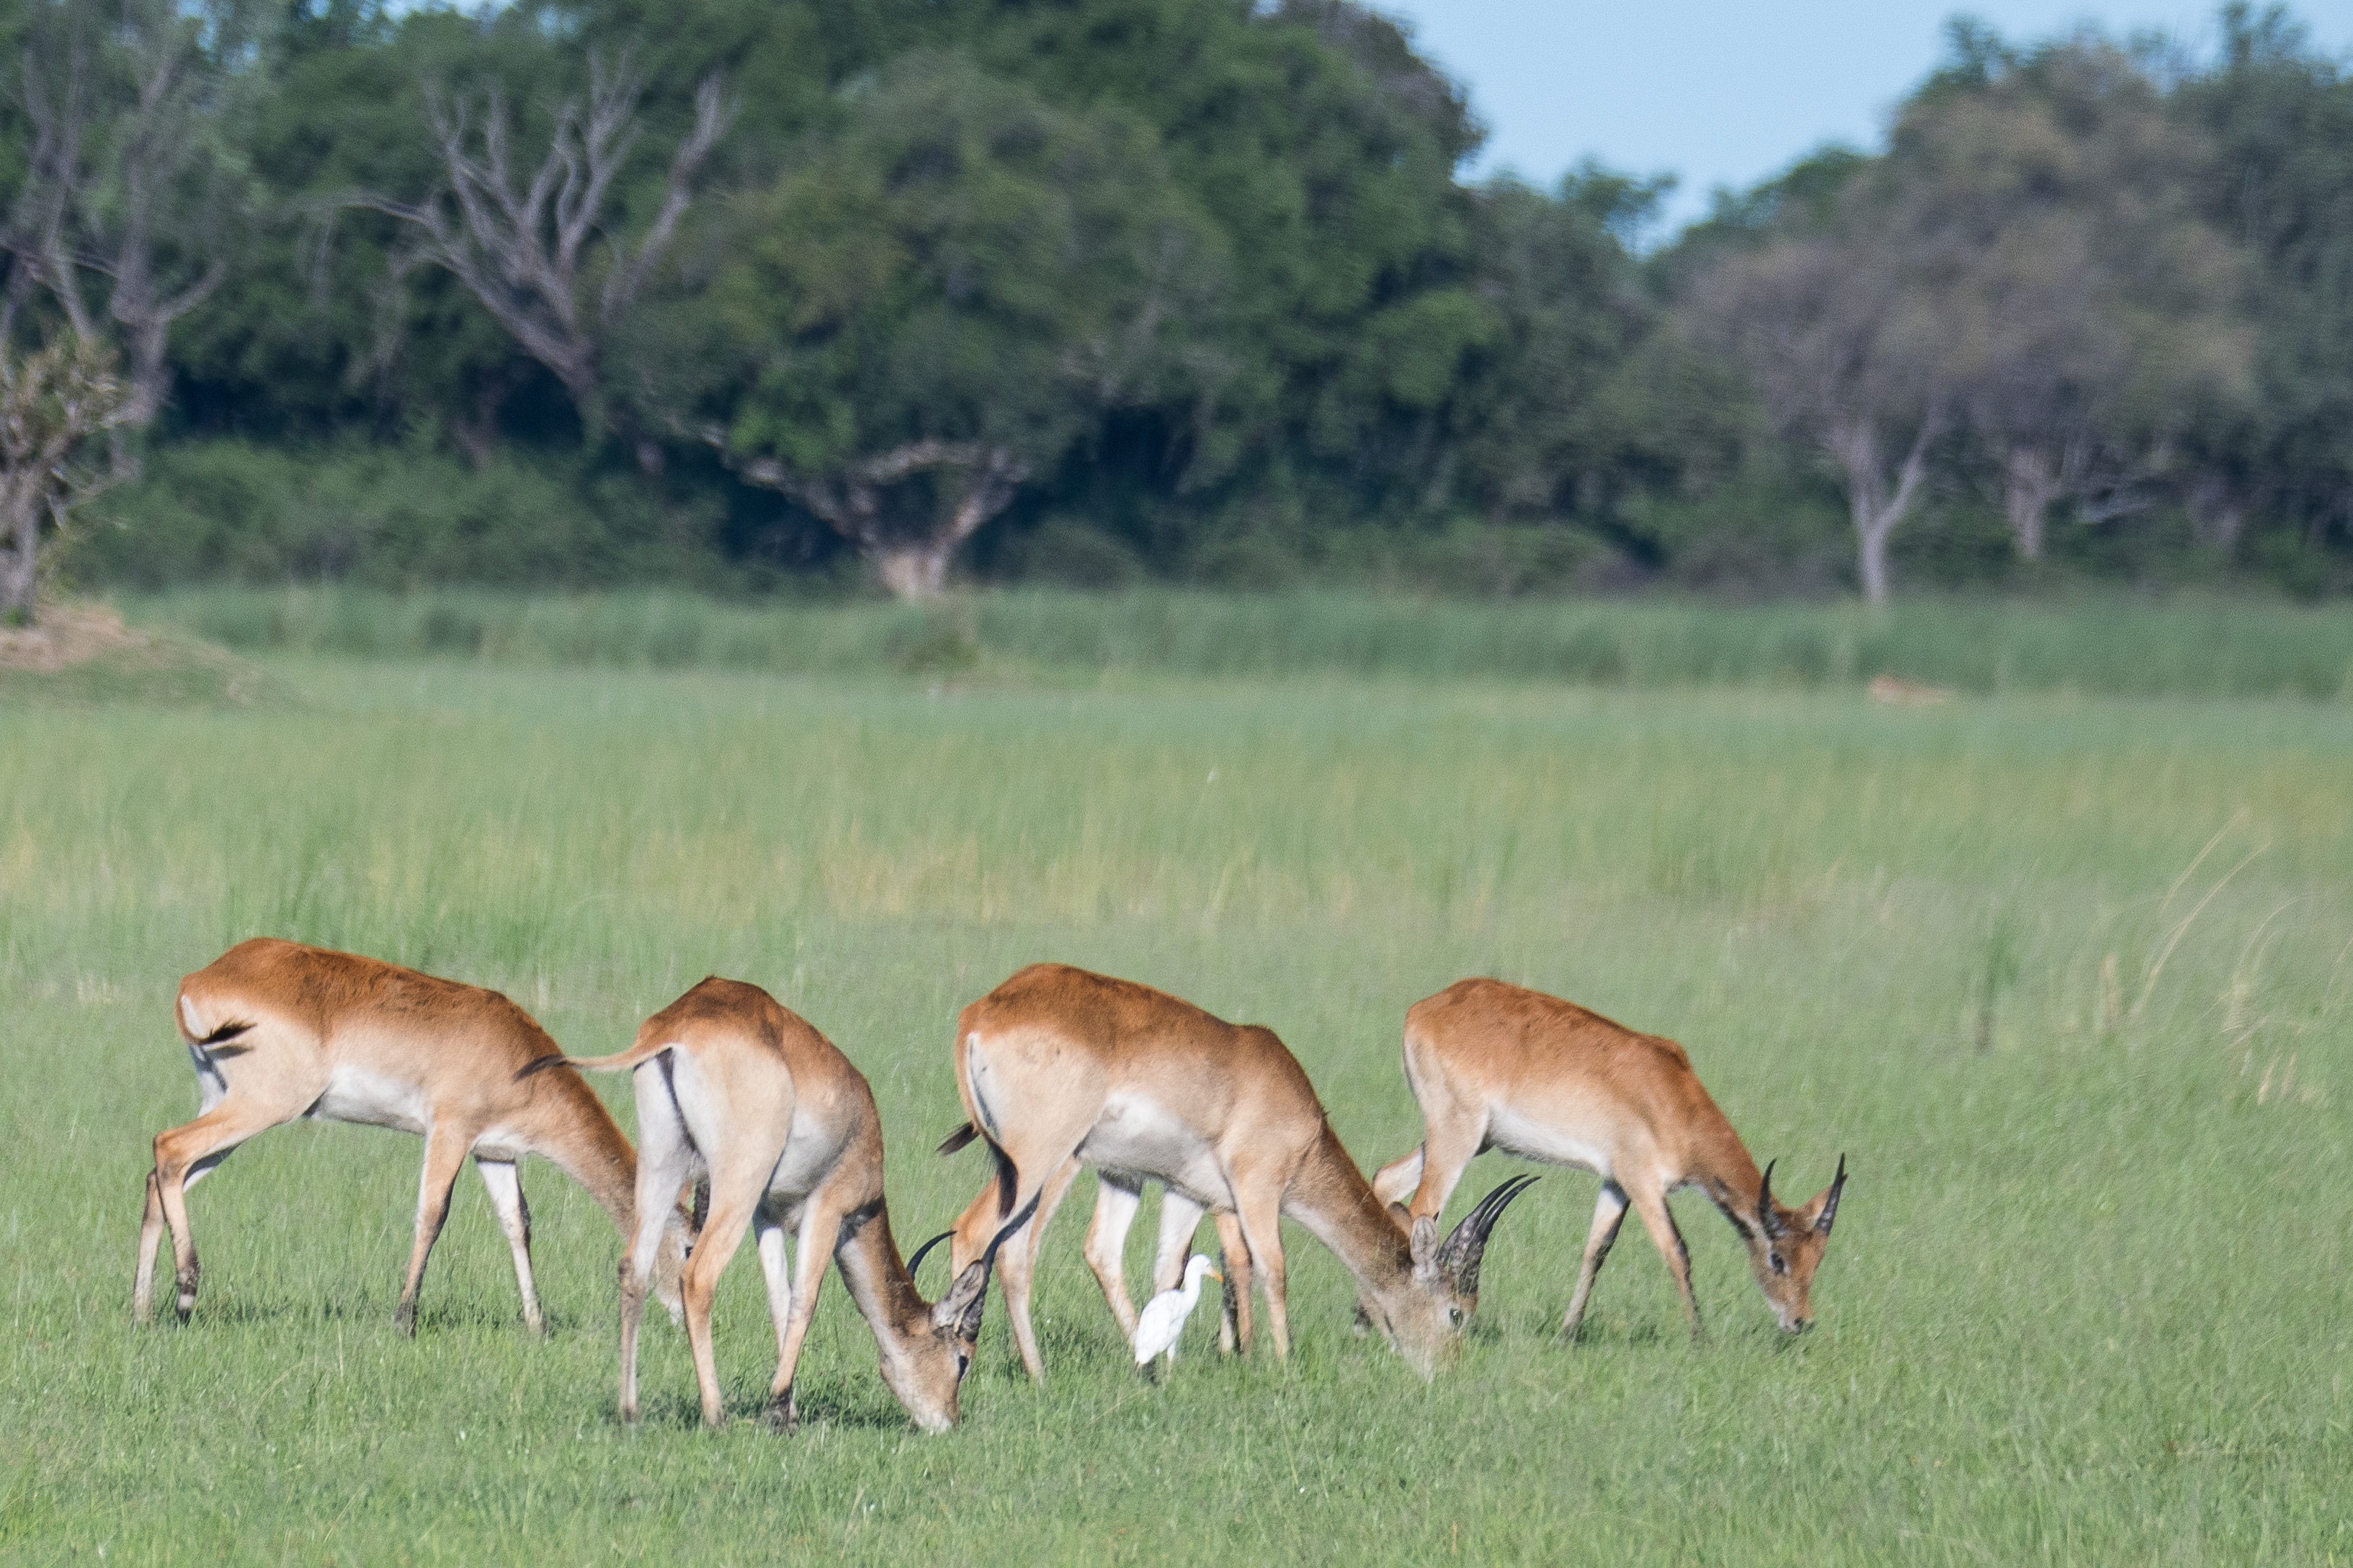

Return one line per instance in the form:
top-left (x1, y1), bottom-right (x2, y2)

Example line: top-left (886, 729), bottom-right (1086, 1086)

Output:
top-left (1079, 1093), bottom-right (1228, 1208)
top-left (1486, 1106), bottom-right (1613, 1180)
top-left (765, 1106), bottom-right (839, 1204)
top-left (309, 1067), bottom-right (430, 1135)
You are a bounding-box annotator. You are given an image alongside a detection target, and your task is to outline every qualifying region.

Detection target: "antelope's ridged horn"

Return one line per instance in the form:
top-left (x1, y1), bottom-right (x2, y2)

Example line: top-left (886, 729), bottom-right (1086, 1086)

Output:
top-left (1816, 1154), bottom-right (1848, 1235)
top-left (907, 1229), bottom-right (955, 1282)
top-left (981, 1190), bottom-right (1040, 1268)
top-left (1435, 1173), bottom-right (1540, 1299)
top-left (1756, 1158), bottom-right (1785, 1238)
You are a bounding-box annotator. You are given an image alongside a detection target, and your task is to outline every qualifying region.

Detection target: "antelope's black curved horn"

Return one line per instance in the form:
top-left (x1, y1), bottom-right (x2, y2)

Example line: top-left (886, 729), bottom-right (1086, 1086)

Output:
top-left (1816, 1154), bottom-right (1848, 1234)
top-left (1435, 1173), bottom-right (1540, 1299)
top-left (907, 1229), bottom-right (954, 1282)
top-left (1756, 1157), bottom-right (1783, 1237)
top-left (1475, 1173), bottom-right (1540, 1239)
top-left (981, 1191), bottom-right (1042, 1270)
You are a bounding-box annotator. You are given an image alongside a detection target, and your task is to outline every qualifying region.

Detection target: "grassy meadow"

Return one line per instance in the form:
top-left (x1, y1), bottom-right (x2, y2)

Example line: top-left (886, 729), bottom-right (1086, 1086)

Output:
top-left (3, 601), bottom-right (2352, 1562)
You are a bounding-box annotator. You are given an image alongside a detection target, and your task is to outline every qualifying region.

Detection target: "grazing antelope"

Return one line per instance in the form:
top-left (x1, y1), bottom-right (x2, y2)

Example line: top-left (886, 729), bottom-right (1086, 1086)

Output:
top-left (135, 938), bottom-right (686, 1332)
top-left (1372, 978), bottom-right (1847, 1340)
top-left (532, 977), bottom-right (1026, 1432)
top-left (942, 964), bottom-right (1536, 1379)
top-left (934, 1132), bottom-right (1257, 1358)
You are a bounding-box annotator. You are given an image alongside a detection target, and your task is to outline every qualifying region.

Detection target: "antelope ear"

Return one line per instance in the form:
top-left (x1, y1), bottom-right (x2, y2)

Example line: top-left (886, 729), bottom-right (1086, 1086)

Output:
top-left (1409, 1214), bottom-right (1442, 1281)
top-left (932, 1258), bottom-right (991, 1338)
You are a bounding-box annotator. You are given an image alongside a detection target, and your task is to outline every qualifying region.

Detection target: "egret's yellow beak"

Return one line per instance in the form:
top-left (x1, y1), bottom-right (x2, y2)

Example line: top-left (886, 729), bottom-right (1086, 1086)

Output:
top-left (1206, 1268), bottom-right (1223, 1282)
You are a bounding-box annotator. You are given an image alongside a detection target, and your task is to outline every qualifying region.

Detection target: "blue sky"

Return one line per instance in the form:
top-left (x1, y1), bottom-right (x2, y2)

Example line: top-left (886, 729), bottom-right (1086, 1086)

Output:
top-left (1376, 1), bottom-right (2353, 233)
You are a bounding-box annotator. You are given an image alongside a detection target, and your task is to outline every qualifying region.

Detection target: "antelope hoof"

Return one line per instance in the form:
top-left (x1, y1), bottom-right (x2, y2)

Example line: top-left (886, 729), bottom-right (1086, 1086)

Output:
top-left (762, 1389), bottom-right (799, 1432)
top-left (395, 1304), bottom-right (419, 1338)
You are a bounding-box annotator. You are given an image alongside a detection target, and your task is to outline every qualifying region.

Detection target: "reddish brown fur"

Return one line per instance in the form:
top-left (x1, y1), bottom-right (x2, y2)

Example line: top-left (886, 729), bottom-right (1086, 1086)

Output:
top-left (944, 964), bottom-right (1514, 1379)
top-left (564, 977), bottom-right (999, 1432)
top-left (1372, 978), bottom-right (1844, 1340)
top-left (135, 937), bottom-right (679, 1332)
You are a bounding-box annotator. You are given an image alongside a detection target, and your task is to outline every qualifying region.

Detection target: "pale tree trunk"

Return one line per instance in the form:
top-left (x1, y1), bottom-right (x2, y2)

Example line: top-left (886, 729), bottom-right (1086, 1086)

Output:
top-left (0, 483), bottom-right (41, 622)
top-left (1827, 411), bottom-right (1938, 604)
top-left (0, 338), bottom-right (125, 619)
top-left (2187, 473), bottom-right (2246, 553)
top-left (2001, 444), bottom-right (2061, 561)
top-left (721, 439), bottom-right (1029, 599)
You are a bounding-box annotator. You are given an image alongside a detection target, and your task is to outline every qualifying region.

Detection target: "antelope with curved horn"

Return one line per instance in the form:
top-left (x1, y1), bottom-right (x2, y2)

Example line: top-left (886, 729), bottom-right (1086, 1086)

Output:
top-left (1372, 978), bottom-right (1847, 1340)
top-left (941, 964), bottom-right (1536, 1379)
top-left (530, 977), bottom-right (1024, 1432)
top-left (135, 938), bottom-right (686, 1332)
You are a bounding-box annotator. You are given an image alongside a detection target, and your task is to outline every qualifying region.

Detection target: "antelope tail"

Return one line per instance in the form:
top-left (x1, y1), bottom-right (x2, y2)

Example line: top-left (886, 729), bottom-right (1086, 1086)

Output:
top-left (517, 1035), bottom-right (677, 1081)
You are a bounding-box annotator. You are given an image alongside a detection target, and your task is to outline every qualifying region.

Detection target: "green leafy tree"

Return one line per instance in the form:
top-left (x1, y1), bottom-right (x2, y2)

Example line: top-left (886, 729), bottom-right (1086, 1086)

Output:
top-left (686, 50), bottom-right (1225, 595)
top-left (1899, 30), bottom-right (2250, 560)
top-left (2176, 4), bottom-right (2353, 573)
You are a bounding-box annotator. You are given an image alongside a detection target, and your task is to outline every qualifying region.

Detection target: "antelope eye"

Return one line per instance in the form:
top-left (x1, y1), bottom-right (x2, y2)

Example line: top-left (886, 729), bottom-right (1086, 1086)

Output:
top-left (1447, 1307), bottom-right (1465, 1328)
top-left (955, 1350), bottom-right (971, 1379)
top-left (1767, 1250), bottom-right (1787, 1275)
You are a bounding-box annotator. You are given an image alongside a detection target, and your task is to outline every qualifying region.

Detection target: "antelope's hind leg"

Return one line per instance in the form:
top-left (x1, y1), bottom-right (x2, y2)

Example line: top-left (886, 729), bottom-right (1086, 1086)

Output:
top-left (395, 1124), bottom-right (474, 1336)
top-left (145, 1082), bottom-right (316, 1324)
top-left (1085, 1173), bottom-right (1146, 1342)
top-left (620, 1060), bottom-right (702, 1425)
top-left (1559, 1179), bottom-right (1629, 1343)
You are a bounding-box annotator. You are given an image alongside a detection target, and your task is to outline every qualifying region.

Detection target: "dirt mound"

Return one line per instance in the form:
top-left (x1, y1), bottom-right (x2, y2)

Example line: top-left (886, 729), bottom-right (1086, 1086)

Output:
top-left (0, 604), bottom-right (155, 672)
top-left (0, 602), bottom-right (283, 704)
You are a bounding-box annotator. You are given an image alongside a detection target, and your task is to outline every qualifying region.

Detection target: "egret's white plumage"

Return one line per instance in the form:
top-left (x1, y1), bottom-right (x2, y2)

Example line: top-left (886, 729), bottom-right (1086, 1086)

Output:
top-left (1132, 1254), bottom-right (1220, 1367)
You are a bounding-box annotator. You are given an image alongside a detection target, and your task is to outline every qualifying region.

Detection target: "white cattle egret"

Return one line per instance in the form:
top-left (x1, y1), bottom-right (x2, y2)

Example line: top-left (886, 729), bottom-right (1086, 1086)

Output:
top-left (1133, 1254), bottom-right (1221, 1368)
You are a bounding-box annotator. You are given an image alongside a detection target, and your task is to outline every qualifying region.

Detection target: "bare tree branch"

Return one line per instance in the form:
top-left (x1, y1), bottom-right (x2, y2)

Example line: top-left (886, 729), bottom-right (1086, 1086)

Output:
top-left (351, 56), bottom-right (731, 449)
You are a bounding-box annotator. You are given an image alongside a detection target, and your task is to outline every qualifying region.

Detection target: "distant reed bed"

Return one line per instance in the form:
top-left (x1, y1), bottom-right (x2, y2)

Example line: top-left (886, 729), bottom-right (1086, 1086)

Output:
top-left (121, 586), bottom-right (2353, 697)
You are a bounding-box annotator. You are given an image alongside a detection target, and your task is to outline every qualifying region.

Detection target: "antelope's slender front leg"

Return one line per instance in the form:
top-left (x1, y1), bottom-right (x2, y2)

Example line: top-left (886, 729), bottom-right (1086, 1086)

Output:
top-left (763, 1193), bottom-right (850, 1430)
top-left (475, 1157), bottom-right (543, 1335)
top-left (1213, 1211), bottom-right (1253, 1353)
top-left (754, 1212), bottom-right (796, 1426)
top-left (1232, 1184), bottom-right (1290, 1358)
top-left (1628, 1186), bottom-right (1701, 1341)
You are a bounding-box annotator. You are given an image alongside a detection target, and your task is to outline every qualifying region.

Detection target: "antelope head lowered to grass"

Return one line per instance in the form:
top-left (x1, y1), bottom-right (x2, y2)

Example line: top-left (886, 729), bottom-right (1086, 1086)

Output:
top-left (135, 938), bottom-right (687, 1333)
top-left (532, 977), bottom-right (1028, 1432)
top-left (1372, 977), bottom-right (1846, 1340)
top-left (938, 964), bottom-right (1537, 1379)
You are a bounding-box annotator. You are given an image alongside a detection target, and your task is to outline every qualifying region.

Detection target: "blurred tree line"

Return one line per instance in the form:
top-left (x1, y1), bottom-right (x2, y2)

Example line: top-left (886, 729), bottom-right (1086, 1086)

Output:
top-left (1, 0), bottom-right (2347, 607)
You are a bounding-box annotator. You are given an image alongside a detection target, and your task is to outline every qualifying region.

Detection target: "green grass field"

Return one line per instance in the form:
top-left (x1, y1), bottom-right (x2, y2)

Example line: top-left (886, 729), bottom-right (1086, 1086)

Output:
top-left (4, 627), bottom-right (2351, 1562)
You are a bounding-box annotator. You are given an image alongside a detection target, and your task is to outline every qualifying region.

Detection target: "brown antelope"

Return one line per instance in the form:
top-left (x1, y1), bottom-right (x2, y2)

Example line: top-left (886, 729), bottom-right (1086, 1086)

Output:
top-left (940, 964), bottom-right (1537, 1379)
top-left (532, 977), bottom-right (1027, 1432)
top-left (135, 938), bottom-right (686, 1333)
top-left (1372, 978), bottom-right (1847, 1340)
